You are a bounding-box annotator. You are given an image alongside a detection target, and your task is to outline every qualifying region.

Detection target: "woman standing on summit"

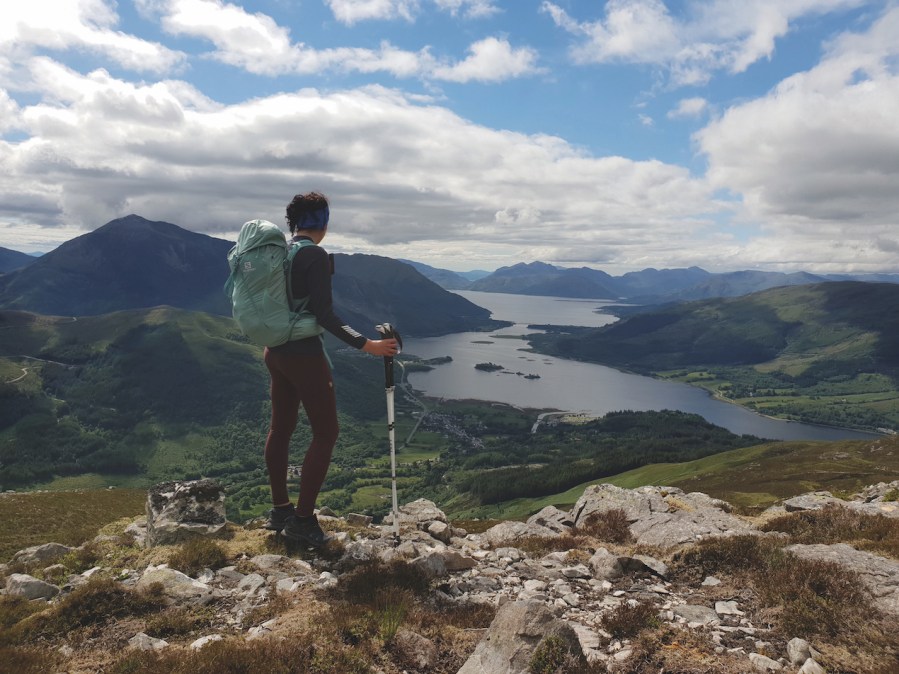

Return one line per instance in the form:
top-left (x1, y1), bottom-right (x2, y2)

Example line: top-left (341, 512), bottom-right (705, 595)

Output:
top-left (263, 192), bottom-right (398, 547)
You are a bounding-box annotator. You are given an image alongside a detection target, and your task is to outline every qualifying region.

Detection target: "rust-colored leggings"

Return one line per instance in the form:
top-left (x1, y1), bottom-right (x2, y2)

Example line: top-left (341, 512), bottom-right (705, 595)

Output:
top-left (263, 349), bottom-right (338, 516)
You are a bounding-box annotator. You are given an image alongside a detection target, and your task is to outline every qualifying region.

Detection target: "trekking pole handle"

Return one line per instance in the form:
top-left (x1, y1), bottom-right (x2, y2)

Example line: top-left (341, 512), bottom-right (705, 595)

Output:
top-left (375, 323), bottom-right (402, 388)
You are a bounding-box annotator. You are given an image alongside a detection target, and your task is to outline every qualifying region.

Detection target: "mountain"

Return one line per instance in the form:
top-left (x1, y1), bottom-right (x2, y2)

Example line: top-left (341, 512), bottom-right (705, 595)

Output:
top-left (331, 254), bottom-right (505, 336)
top-left (0, 215), bottom-right (234, 316)
top-left (531, 281), bottom-right (899, 371)
top-left (0, 215), bottom-right (504, 336)
top-left (614, 266), bottom-right (711, 297)
top-left (398, 259), bottom-right (473, 290)
top-left (656, 269), bottom-right (829, 302)
top-left (457, 269), bottom-right (491, 282)
top-left (0, 246), bottom-right (36, 273)
top-left (469, 262), bottom-right (899, 303)
top-left (470, 261), bottom-right (619, 299)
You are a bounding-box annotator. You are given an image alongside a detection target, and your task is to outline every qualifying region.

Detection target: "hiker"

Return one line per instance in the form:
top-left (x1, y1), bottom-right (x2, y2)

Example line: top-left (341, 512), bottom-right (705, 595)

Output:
top-left (263, 191), bottom-right (399, 547)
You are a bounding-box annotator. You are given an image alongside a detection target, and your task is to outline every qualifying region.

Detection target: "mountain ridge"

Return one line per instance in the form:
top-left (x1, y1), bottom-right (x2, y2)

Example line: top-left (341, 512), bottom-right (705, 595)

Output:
top-left (0, 215), bottom-right (504, 337)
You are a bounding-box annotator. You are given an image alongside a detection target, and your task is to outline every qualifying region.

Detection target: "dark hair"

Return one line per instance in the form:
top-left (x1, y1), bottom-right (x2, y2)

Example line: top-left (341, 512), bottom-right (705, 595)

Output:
top-left (286, 192), bottom-right (329, 234)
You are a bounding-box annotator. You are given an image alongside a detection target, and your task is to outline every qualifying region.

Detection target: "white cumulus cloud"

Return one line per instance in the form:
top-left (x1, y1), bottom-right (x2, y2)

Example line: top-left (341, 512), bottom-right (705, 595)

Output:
top-left (0, 59), bottom-right (716, 270)
top-left (139, 0), bottom-right (533, 82)
top-left (325, 0), bottom-right (499, 24)
top-left (431, 37), bottom-right (541, 83)
top-left (542, 0), bottom-right (867, 86)
top-left (668, 97), bottom-right (708, 118)
top-left (0, 0), bottom-right (184, 75)
top-left (324, 0), bottom-right (419, 25)
top-left (696, 5), bottom-right (899, 271)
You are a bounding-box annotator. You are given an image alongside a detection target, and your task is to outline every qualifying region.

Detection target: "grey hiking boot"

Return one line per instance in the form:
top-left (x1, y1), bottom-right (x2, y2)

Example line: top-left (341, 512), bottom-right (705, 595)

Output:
top-left (264, 507), bottom-right (295, 531)
top-left (282, 514), bottom-right (333, 548)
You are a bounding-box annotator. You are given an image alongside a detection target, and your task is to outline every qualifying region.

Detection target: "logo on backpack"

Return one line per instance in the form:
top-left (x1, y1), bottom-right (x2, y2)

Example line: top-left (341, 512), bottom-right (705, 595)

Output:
top-left (223, 219), bottom-right (324, 348)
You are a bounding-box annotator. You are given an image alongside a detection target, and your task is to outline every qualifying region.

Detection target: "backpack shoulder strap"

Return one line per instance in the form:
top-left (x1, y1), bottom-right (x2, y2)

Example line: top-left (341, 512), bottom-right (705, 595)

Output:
top-left (285, 238), bottom-right (318, 310)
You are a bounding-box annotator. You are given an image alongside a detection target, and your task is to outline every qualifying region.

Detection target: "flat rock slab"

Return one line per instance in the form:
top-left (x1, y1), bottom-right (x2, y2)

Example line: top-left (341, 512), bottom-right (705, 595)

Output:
top-left (573, 484), bottom-right (753, 548)
top-left (786, 543), bottom-right (899, 616)
top-left (482, 521), bottom-right (559, 547)
top-left (783, 492), bottom-right (899, 519)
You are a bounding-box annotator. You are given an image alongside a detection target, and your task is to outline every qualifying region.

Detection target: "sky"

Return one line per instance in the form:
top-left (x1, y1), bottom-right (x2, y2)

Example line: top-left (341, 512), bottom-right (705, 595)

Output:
top-left (0, 0), bottom-right (897, 274)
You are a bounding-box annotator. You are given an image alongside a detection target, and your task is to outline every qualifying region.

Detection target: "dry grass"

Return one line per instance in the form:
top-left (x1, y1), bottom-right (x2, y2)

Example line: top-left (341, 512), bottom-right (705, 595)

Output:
top-left (672, 534), bottom-right (898, 673)
top-left (503, 534), bottom-right (593, 558)
top-left (577, 509), bottom-right (634, 544)
top-left (0, 645), bottom-right (62, 674)
top-left (167, 537), bottom-right (228, 576)
top-left (600, 600), bottom-right (661, 639)
top-left (623, 625), bottom-right (754, 674)
top-left (761, 503), bottom-right (899, 559)
top-left (0, 489), bottom-right (146, 561)
top-left (4, 576), bottom-right (167, 644)
top-left (107, 636), bottom-right (372, 674)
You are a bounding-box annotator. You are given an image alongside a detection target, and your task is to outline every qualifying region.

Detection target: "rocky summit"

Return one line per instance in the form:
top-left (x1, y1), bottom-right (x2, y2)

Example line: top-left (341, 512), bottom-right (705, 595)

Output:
top-left (3, 480), bottom-right (899, 673)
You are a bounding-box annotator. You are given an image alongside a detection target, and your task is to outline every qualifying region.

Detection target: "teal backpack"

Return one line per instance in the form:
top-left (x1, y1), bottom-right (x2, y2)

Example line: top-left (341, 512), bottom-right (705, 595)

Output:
top-left (224, 219), bottom-right (324, 348)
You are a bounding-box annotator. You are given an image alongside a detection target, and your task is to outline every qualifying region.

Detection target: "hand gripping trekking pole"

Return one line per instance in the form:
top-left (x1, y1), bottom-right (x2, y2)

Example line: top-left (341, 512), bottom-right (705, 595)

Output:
top-left (375, 323), bottom-right (403, 539)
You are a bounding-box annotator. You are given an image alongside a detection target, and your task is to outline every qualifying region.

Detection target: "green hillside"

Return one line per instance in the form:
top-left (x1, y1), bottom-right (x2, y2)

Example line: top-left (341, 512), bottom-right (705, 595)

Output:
top-left (529, 282), bottom-right (899, 432)
top-left (449, 434), bottom-right (899, 521)
top-left (0, 308), bottom-right (391, 491)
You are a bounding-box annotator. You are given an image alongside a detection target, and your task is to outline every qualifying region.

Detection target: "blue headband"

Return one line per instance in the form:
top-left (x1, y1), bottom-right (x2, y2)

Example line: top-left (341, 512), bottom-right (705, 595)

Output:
top-left (297, 205), bottom-right (329, 230)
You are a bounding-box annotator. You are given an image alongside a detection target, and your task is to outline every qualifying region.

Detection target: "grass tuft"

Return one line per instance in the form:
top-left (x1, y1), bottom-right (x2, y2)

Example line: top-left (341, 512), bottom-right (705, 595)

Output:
top-left (625, 624), bottom-right (751, 674)
top-left (7, 576), bottom-right (166, 642)
top-left (600, 600), bottom-right (660, 639)
top-left (167, 537), bottom-right (228, 576)
top-left (761, 503), bottom-right (899, 559)
top-left (0, 645), bottom-right (61, 674)
top-left (108, 636), bottom-right (371, 674)
top-left (333, 559), bottom-right (431, 604)
top-left (673, 534), bottom-right (876, 639)
top-left (578, 509), bottom-right (634, 544)
top-left (504, 534), bottom-right (591, 558)
top-left (529, 634), bottom-right (581, 674)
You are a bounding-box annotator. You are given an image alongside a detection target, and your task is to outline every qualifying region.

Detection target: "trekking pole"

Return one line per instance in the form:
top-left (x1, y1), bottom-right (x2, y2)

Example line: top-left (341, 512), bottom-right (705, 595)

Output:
top-left (375, 323), bottom-right (403, 539)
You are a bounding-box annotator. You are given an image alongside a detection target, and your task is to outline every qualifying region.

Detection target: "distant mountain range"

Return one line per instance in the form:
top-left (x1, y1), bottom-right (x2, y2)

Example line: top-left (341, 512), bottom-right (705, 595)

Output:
top-left (5, 218), bottom-right (897, 320)
top-left (0, 215), bottom-right (504, 337)
top-left (419, 260), bottom-right (899, 303)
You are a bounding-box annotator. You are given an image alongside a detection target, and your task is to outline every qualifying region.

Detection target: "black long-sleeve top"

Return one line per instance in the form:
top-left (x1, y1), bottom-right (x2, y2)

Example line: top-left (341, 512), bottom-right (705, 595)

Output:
top-left (269, 236), bottom-right (367, 354)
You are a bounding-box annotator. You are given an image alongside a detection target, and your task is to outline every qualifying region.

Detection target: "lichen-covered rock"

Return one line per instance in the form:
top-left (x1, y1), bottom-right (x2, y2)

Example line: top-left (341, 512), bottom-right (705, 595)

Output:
top-left (5, 573), bottom-right (60, 600)
top-left (383, 498), bottom-right (448, 528)
top-left (137, 565), bottom-right (212, 600)
top-left (11, 542), bottom-right (73, 566)
top-left (482, 520), bottom-right (559, 547)
top-left (457, 600), bottom-right (587, 674)
top-left (145, 479), bottom-right (226, 546)
top-left (527, 506), bottom-right (575, 534)
top-left (572, 484), bottom-right (753, 548)
top-left (128, 632), bottom-right (169, 651)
